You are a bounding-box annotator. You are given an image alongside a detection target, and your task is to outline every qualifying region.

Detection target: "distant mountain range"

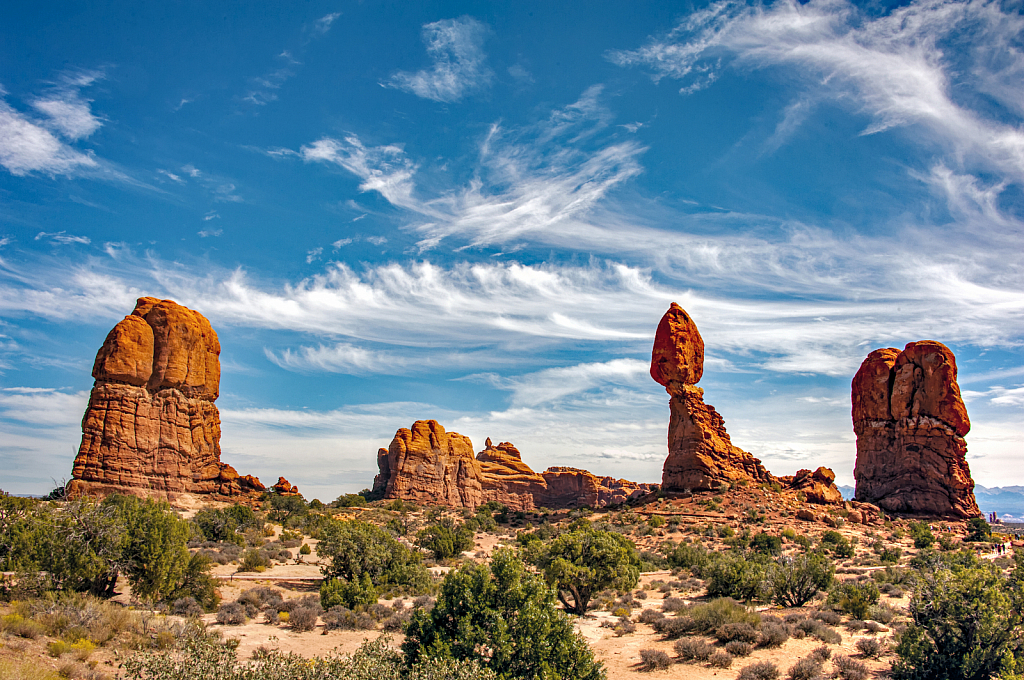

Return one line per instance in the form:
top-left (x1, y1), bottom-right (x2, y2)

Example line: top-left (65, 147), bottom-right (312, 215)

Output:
top-left (836, 484), bottom-right (1024, 521)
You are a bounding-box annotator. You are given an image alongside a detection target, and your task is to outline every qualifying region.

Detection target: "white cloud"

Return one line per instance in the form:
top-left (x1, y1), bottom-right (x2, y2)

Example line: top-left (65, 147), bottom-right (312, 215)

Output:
top-left (266, 343), bottom-right (400, 375)
top-left (305, 247), bottom-right (323, 263)
top-left (0, 92), bottom-right (98, 177)
top-left (34, 231), bottom-right (91, 245)
top-left (387, 17), bottom-right (492, 102)
top-left (366, 236), bottom-right (387, 246)
top-left (299, 136), bottom-right (420, 210)
top-left (609, 0), bottom-right (1024, 182)
top-left (313, 12), bottom-right (340, 35)
top-left (0, 387), bottom-right (89, 427)
top-left (487, 358), bottom-right (651, 407)
top-left (203, 211), bottom-right (220, 221)
top-left (30, 70), bottom-right (104, 140)
top-left (332, 238), bottom-right (353, 249)
top-left (198, 228), bottom-right (222, 238)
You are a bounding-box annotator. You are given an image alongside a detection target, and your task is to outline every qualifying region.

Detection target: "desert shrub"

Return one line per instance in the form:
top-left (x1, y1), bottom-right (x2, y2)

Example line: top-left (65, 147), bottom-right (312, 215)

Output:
top-left (674, 638), bottom-right (714, 662)
top-left (868, 603), bottom-right (896, 624)
top-left (638, 608), bottom-right (665, 624)
top-left (864, 620), bottom-right (884, 633)
top-left (686, 597), bottom-right (761, 633)
top-left (771, 552), bottom-right (835, 607)
top-left (786, 657), bottom-right (823, 680)
top-left (611, 606), bottom-right (631, 618)
top-left (751, 533), bottom-right (783, 556)
top-left (648, 515), bottom-right (666, 529)
top-left (844, 619), bottom-right (866, 631)
top-left (725, 641), bottom-right (753, 656)
top-left (738, 660), bottom-right (780, 680)
top-left (758, 622), bottom-right (790, 648)
top-left (832, 655), bottom-right (869, 680)
top-left (238, 587), bottom-right (282, 612)
top-left (299, 543), bottom-right (311, 555)
top-left (318, 519), bottom-right (432, 597)
top-left (651, 615), bottom-right (694, 638)
top-left (856, 637), bottom-right (885, 658)
top-left (827, 581), bottom-right (880, 620)
top-left (403, 548), bottom-right (603, 680)
top-left (171, 597), bottom-right (204, 618)
top-left (382, 609), bottom-right (411, 631)
top-left (909, 522), bottom-right (934, 550)
top-left (238, 549), bottom-right (270, 573)
top-left (879, 546), bottom-right (902, 564)
top-left (320, 574), bottom-right (378, 610)
top-left (534, 522), bottom-right (641, 615)
top-left (665, 542), bottom-right (712, 573)
top-left (289, 606), bottom-right (319, 632)
top-left (190, 505), bottom-right (258, 546)
top-left (819, 531), bottom-right (854, 558)
top-left (964, 518), bottom-right (991, 542)
top-left (797, 618), bottom-right (841, 644)
top-left (613, 618), bottom-right (637, 636)
top-left (263, 607), bottom-right (280, 624)
top-left (661, 597), bottom-right (686, 613)
top-left (810, 645), bottom-right (831, 662)
top-left (412, 595), bottom-right (434, 609)
top-left (716, 622), bottom-right (759, 644)
top-left (322, 605), bottom-right (357, 631)
top-left (709, 651), bottom-right (734, 668)
top-left (704, 553), bottom-right (771, 601)
top-left (415, 517), bottom-right (475, 561)
top-left (812, 609), bottom-right (841, 625)
top-left (216, 602), bottom-right (246, 625)
top-left (638, 648), bottom-right (672, 671)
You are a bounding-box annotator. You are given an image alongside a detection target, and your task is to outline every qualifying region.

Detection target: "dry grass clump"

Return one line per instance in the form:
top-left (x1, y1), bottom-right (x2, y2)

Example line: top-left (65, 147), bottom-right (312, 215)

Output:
top-left (708, 650), bottom-right (734, 668)
top-left (673, 638), bottom-right (714, 662)
top-left (737, 660), bottom-right (780, 680)
top-left (725, 640), bottom-right (753, 656)
top-left (855, 637), bottom-right (885, 658)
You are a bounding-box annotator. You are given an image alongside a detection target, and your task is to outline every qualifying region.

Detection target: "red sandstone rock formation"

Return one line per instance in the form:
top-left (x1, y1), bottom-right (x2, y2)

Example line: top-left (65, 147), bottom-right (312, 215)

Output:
top-left (69, 297), bottom-right (264, 500)
top-left (651, 303), bottom-right (773, 492)
top-left (853, 341), bottom-right (980, 518)
top-left (272, 477), bottom-right (300, 496)
top-left (372, 420), bottom-right (485, 507)
top-left (787, 467), bottom-right (844, 505)
top-left (372, 422), bottom-right (655, 510)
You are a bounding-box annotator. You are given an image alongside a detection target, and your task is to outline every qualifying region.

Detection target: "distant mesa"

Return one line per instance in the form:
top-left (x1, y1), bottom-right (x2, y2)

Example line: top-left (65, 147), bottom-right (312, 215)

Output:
top-left (853, 341), bottom-right (981, 518)
top-left (651, 303), bottom-right (775, 492)
top-left (68, 297), bottom-right (264, 501)
top-left (372, 420), bottom-right (656, 510)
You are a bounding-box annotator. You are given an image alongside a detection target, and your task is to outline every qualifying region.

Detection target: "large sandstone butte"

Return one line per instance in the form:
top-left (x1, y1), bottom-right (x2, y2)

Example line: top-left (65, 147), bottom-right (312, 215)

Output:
top-left (372, 421), bottom-right (655, 510)
top-left (651, 303), bottom-right (773, 492)
top-left (853, 342), bottom-right (980, 518)
top-left (68, 297), bottom-right (264, 500)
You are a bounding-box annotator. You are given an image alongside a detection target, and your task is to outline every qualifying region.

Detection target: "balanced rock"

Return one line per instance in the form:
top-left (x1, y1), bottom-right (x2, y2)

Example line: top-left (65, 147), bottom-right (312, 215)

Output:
top-left (372, 422), bottom-right (655, 510)
top-left (651, 303), bottom-right (773, 491)
top-left (272, 477), bottom-right (300, 496)
top-left (852, 341), bottom-right (980, 518)
top-left (69, 297), bottom-right (264, 500)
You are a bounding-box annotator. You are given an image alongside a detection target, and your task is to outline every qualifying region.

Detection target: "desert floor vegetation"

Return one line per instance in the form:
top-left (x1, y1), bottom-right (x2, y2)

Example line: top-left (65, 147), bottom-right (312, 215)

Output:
top-left (3, 484), bottom-right (1022, 679)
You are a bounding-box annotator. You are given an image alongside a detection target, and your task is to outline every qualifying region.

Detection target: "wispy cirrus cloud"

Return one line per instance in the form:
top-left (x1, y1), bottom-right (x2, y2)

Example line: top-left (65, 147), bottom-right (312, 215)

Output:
top-left (34, 231), bottom-right (91, 245)
top-left (0, 88), bottom-right (98, 177)
top-left (30, 70), bottom-right (105, 140)
top-left (243, 12), bottom-right (342, 106)
top-left (387, 17), bottom-right (492, 102)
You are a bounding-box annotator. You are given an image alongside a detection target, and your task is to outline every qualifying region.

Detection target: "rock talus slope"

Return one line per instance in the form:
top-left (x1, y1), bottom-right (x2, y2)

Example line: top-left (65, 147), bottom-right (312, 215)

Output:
top-left (69, 297), bottom-right (264, 500)
top-left (853, 341), bottom-right (980, 518)
top-left (651, 303), bottom-right (773, 492)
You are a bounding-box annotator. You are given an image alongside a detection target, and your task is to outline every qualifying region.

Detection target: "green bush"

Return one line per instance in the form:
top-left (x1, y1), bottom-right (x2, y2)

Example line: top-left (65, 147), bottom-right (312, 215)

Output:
top-left (685, 597), bottom-right (761, 633)
top-left (964, 518), bottom-right (991, 543)
top-left (239, 549), bottom-right (271, 573)
top-left (770, 552), bottom-right (834, 607)
top-left (891, 551), bottom-right (1024, 680)
top-left (403, 548), bottom-right (604, 680)
top-left (320, 574), bottom-right (378, 611)
top-left (534, 523), bottom-right (640, 615)
top-left (827, 581), bottom-right (880, 620)
top-left (317, 519), bottom-right (432, 596)
top-left (705, 552), bottom-right (771, 602)
top-left (191, 505), bottom-right (258, 545)
top-left (909, 522), bottom-right (934, 550)
top-left (334, 493), bottom-right (368, 508)
top-left (750, 533), bottom-right (782, 556)
top-left (415, 518), bottom-right (474, 560)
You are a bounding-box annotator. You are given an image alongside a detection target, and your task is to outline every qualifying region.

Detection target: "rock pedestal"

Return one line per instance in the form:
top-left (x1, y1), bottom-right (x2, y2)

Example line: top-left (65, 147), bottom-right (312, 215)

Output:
top-left (852, 341), bottom-right (980, 518)
top-left (69, 297), bottom-right (264, 500)
top-left (651, 303), bottom-right (773, 492)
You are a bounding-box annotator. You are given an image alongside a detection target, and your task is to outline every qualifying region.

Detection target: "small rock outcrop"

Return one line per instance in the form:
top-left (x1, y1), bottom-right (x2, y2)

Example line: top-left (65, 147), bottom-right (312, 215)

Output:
top-left (272, 477), bottom-right (300, 496)
top-left (69, 297), bottom-right (264, 500)
top-left (788, 467), bottom-right (844, 505)
top-left (372, 421), bottom-right (655, 510)
top-left (651, 303), bottom-right (773, 492)
top-left (852, 342), bottom-right (980, 518)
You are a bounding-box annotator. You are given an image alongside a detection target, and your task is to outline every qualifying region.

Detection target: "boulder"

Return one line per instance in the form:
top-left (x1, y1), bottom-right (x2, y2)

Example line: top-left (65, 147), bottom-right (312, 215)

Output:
top-left (796, 508), bottom-right (817, 522)
top-left (651, 303), bottom-right (774, 492)
top-left (852, 341), bottom-right (980, 518)
top-left (790, 467), bottom-right (844, 505)
top-left (69, 298), bottom-right (263, 500)
top-left (272, 477), bottom-right (300, 496)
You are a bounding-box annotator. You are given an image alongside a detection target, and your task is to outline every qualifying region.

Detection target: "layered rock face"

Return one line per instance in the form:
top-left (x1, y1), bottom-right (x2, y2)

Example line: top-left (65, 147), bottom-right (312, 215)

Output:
top-left (651, 303), bottom-right (773, 492)
top-left (853, 342), bottom-right (980, 518)
top-left (372, 420), bottom-right (485, 508)
top-left (69, 297), bottom-right (264, 500)
top-left (372, 422), bottom-right (655, 510)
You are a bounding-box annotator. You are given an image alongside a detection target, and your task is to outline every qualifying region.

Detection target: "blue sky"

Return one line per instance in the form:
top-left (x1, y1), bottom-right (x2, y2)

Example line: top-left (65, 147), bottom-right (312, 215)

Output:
top-left (2, 0), bottom-right (1023, 501)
